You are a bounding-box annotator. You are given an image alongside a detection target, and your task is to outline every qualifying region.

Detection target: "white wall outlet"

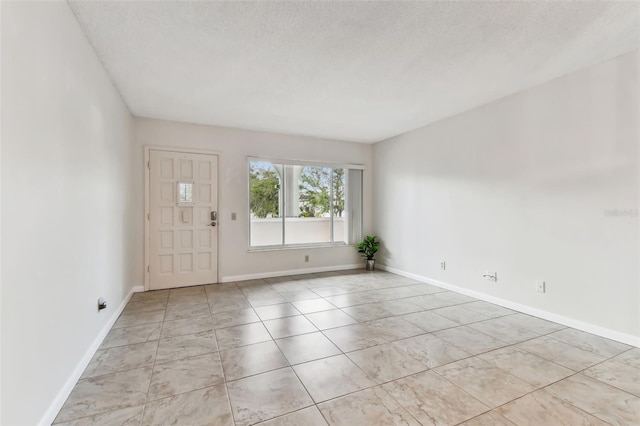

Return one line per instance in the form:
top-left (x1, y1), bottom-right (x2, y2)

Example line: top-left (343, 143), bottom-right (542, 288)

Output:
top-left (305, 255), bottom-right (310, 262)
top-left (536, 280), bottom-right (546, 293)
top-left (440, 261), bottom-right (446, 270)
top-left (483, 271), bottom-right (498, 282)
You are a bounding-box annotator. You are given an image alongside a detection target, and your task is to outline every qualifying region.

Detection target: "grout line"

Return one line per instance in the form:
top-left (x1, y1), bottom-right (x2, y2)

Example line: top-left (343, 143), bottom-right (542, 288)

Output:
top-left (58, 271), bottom-right (637, 426)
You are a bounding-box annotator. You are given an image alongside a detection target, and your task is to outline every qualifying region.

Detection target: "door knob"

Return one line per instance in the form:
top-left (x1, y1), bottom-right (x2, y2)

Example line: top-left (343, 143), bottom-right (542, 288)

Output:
top-left (210, 222), bottom-right (216, 227)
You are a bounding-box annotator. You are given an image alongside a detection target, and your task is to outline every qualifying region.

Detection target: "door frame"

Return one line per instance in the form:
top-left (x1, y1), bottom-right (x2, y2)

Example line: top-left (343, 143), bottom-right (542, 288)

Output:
top-left (144, 145), bottom-right (222, 291)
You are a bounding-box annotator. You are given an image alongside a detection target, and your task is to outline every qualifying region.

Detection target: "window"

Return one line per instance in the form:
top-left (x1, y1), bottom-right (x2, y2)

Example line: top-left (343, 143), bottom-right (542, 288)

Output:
top-left (249, 158), bottom-right (363, 248)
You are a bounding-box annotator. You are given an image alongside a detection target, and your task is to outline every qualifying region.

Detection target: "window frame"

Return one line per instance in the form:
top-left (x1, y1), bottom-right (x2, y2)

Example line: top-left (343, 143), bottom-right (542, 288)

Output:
top-left (247, 156), bottom-right (364, 251)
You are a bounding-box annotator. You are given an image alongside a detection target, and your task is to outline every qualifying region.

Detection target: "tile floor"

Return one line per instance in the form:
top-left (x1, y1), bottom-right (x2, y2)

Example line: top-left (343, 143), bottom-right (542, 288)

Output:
top-left (54, 270), bottom-right (640, 425)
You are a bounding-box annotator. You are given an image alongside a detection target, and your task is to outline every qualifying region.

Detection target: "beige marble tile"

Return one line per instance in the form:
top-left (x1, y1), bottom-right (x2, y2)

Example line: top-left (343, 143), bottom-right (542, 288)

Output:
top-left (220, 340), bottom-right (289, 380)
top-left (400, 310), bottom-right (459, 332)
top-left (205, 282), bottom-right (240, 293)
top-left (382, 370), bottom-right (488, 425)
top-left (410, 282), bottom-right (447, 295)
top-left (385, 285), bottom-right (429, 298)
top-left (434, 326), bottom-right (507, 354)
top-left (227, 367), bottom-right (314, 426)
top-left (499, 313), bottom-right (565, 335)
top-left (210, 307), bottom-right (259, 329)
top-left (434, 357), bottom-right (535, 408)
top-left (155, 330), bottom-right (217, 363)
top-left (264, 315), bottom-right (318, 339)
top-left (215, 321), bottom-right (272, 350)
top-left (166, 290), bottom-right (207, 306)
top-left (364, 317), bottom-right (426, 341)
top-left (342, 302), bottom-right (395, 321)
top-left (148, 352), bottom-right (225, 400)
top-left (497, 389), bottom-right (608, 426)
top-left (208, 294), bottom-right (252, 313)
top-left (275, 332), bottom-right (341, 365)
top-left (460, 411), bottom-right (516, 426)
top-left (294, 355), bottom-right (376, 402)
top-left (479, 346), bottom-right (573, 387)
top-left (342, 300), bottom-right (421, 322)
top-left (468, 316), bottom-right (540, 344)
top-left (255, 303), bottom-right (301, 320)
top-left (410, 291), bottom-right (476, 309)
top-left (169, 285), bottom-right (206, 296)
top-left (323, 323), bottom-right (392, 352)
top-left (257, 406), bottom-right (328, 425)
top-left (100, 322), bottom-right (161, 349)
top-left (392, 333), bottom-right (472, 368)
top-left (163, 302), bottom-right (210, 321)
top-left (324, 293), bottom-right (374, 308)
top-left (615, 348), bottom-right (640, 369)
top-left (123, 299), bottom-right (167, 314)
top-left (305, 309), bottom-right (358, 330)
top-left (545, 373), bottom-right (640, 425)
top-left (312, 286), bottom-right (352, 297)
top-left (160, 315), bottom-right (213, 339)
top-left (55, 368), bottom-right (152, 423)
top-left (548, 328), bottom-right (631, 358)
top-left (130, 290), bottom-right (168, 303)
top-left (318, 386), bottom-right (420, 426)
top-left (584, 358), bottom-right (640, 396)
top-left (248, 294), bottom-right (288, 307)
top-left (142, 384), bottom-right (233, 426)
top-left (278, 289), bottom-right (321, 302)
top-left (460, 301), bottom-right (516, 318)
top-left (348, 343), bottom-right (428, 383)
top-left (82, 341), bottom-right (157, 378)
top-left (292, 298), bottom-right (336, 313)
top-left (431, 305), bottom-right (492, 325)
top-left (54, 406), bottom-right (144, 426)
top-left (113, 309), bottom-right (165, 329)
top-left (516, 335), bottom-right (609, 371)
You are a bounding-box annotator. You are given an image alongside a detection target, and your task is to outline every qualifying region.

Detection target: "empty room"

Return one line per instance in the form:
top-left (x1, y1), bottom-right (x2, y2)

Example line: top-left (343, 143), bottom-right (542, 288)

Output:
top-left (1, 1), bottom-right (639, 425)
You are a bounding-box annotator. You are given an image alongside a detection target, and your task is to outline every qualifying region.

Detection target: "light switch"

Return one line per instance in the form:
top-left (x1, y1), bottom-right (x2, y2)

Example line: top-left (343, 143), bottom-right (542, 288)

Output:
top-left (231, 212), bottom-right (237, 220)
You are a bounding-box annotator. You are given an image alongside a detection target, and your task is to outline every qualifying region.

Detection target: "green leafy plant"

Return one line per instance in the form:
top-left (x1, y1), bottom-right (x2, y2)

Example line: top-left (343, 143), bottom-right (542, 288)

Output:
top-left (357, 236), bottom-right (379, 260)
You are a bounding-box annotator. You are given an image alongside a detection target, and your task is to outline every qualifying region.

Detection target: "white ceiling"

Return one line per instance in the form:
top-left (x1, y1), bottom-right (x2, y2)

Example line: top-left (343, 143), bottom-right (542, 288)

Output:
top-left (69, 1), bottom-right (639, 143)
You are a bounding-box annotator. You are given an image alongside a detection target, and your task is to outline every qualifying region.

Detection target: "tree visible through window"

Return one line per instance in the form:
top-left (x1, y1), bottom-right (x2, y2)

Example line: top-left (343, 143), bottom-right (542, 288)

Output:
top-left (249, 162), bottom-right (280, 218)
top-left (249, 159), bottom-right (359, 247)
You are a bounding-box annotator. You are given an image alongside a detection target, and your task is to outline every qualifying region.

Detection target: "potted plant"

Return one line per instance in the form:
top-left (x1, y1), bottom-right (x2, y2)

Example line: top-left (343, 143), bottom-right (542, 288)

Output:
top-left (357, 235), bottom-right (379, 271)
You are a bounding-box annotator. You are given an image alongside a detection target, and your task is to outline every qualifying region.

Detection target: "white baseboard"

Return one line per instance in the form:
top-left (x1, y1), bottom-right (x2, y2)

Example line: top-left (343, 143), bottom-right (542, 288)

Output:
top-left (39, 285), bottom-right (142, 426)
top-left (222, 264), bottom-right (362, 283)
top-left (379, 265), bottom-right (640, 348)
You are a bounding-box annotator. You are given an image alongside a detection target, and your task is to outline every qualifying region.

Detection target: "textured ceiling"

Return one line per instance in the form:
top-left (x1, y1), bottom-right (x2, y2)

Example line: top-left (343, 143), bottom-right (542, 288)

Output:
top-left (69, 1), bottom-right (639, 143)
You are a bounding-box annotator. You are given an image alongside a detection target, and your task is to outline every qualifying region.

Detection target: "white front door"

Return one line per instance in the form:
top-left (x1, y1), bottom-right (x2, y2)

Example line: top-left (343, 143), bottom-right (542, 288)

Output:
top-left (149, 150), bottom-right (218, 290)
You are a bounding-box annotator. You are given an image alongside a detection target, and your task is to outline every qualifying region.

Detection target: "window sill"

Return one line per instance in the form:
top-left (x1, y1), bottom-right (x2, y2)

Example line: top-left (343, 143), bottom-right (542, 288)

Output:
top-left (248, 242), bottom-right (354, 253)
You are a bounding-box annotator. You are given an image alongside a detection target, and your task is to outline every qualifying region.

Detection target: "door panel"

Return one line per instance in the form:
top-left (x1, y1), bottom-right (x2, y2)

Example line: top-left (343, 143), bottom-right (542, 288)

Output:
top-left (149, 150), bottom-right (218, 289)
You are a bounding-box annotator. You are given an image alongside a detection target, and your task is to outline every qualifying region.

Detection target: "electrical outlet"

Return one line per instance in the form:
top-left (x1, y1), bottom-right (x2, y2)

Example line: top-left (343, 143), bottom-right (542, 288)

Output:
top-left (231, 212), bottom-right (237, 220)
top-left (305, 255), bottom-right (310, 262)
top-left (483, 271), bottom-right (498, 282)
top-left (536, 280), bottom-right (546, 293)
top-left (440, 261), bottom-right (446, 270)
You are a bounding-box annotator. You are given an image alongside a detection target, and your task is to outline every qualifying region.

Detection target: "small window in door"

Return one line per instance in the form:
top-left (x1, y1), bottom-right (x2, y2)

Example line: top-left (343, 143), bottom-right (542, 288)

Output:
top-left (177, 182), bottom-right (194, 205)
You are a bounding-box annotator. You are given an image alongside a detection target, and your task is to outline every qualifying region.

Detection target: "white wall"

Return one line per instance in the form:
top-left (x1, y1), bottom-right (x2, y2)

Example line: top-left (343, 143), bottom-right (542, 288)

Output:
top-left (133, 117), bottom-right (373, 282)
top-left (374, 51), bottom-right (640, 343)
top-left (1, 2), bottom-right (135, 424)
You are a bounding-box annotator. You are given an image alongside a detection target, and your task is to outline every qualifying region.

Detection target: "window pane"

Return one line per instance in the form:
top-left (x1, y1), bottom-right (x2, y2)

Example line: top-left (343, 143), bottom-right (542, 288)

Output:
top-left (249, 161), bottom-right (282, 246)
top-left (177, 182), bottom-right (194, 204)
top-left (332, 168), bottom-right (347, 243)
top-left (284, 165), bottom-right (331, 245)
top-left (347, 169), bottom-right (363, 245)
